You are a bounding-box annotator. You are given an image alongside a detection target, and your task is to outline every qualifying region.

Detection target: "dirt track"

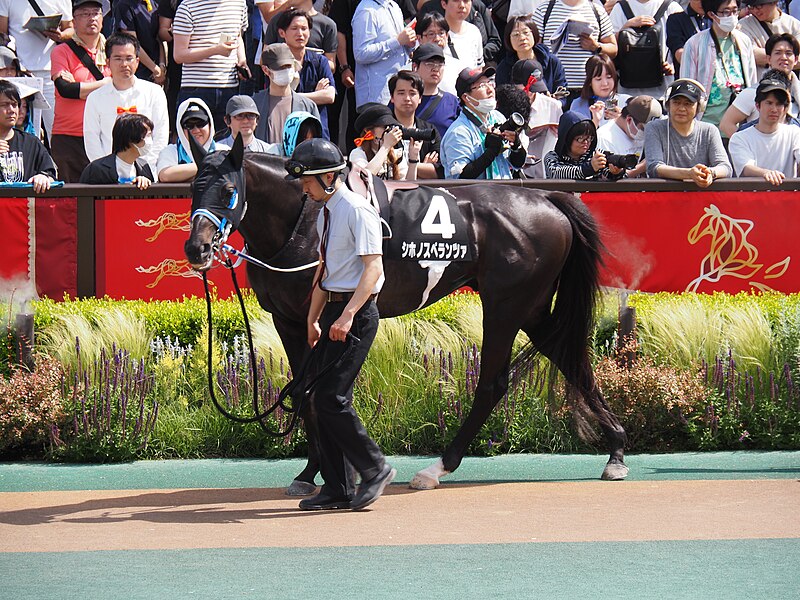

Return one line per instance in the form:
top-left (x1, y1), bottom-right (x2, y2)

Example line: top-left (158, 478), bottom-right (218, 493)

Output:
top-left (2, 479), bottom-right (798, 553)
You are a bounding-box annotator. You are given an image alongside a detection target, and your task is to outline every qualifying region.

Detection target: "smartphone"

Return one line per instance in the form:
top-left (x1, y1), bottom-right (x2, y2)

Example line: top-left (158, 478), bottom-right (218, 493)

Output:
top-left (219, 32), bottom-right (235, 44)
top-left (605, 96), bottom-right (618, 109)
top-left (236, 65), bottom-right (251, 80)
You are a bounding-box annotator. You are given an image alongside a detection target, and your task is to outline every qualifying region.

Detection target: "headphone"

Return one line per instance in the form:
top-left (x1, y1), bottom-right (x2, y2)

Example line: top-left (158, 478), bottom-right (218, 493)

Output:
top-left (664, 78), bottom-right (708, 114)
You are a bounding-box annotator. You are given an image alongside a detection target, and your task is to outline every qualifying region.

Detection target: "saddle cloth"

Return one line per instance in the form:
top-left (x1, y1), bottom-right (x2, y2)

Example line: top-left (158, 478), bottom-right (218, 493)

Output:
top-left (345, 166), bottom-right (473, 262)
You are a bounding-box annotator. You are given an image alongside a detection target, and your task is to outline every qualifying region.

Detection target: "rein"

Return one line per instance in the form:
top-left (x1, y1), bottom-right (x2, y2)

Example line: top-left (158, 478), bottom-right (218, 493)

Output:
top-left (201, 256), bottom-right (357, 437)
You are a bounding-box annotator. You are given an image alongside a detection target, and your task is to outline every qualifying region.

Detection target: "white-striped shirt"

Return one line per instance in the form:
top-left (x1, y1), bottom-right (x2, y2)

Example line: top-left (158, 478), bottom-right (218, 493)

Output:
top-left (533, 0), bottom-right (614, 88)
top-left (173, 0), bottom-right (248, 88)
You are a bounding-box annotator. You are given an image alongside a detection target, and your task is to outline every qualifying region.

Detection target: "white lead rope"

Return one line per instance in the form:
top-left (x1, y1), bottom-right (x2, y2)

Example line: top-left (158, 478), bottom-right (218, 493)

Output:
top-left (220, 243), bottom-right (320, 273)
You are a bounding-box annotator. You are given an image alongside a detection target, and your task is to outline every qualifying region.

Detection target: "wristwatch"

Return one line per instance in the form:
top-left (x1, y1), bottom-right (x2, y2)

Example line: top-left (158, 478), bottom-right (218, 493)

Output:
top-left (338, 64), bottom-right (352, 74)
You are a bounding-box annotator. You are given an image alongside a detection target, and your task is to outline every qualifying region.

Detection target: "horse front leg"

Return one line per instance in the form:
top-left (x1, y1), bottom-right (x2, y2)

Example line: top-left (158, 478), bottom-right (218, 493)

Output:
top-left (272, 316), bottom-right (321, 496)
top-left (410, 320), bottom-right (518, 490)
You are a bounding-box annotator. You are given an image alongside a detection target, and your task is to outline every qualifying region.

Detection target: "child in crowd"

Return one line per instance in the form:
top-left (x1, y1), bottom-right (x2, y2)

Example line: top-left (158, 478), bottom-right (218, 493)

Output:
top-left (569, 55), bottom-right (629, 128)
top-left (0, 80), bottom-right (56, 193)
top-left (544, 110), bottom-right (626, 180)
top-left (80, 112), bottom-right (155, 189)
top-left (282, 110), bottom-right (323, 157)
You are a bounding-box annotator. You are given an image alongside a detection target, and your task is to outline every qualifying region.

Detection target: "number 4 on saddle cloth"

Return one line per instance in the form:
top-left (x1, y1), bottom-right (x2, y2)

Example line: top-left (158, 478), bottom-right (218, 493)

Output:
top-left (345, 166), bottom-right (474, 263)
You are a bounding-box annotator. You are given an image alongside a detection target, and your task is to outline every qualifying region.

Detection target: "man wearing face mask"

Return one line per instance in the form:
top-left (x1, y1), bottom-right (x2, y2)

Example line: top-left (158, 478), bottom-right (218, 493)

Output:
top-left (680, 0), bottom-right (757, 127)
top-left (253, 43), bottom-right (321, 145)
top-left (596, 95), bottom-right (662, 177)
top-left (80, 112), bottom-right (155, 189)
top-left (440, 66), bottom-right (526, 179)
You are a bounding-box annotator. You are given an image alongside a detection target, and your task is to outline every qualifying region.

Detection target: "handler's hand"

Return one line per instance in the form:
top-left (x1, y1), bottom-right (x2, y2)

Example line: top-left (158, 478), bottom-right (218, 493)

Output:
top-left (307, 321), bottom-right (322, 348)
top-left (329, 313), bottom-right (353, 342)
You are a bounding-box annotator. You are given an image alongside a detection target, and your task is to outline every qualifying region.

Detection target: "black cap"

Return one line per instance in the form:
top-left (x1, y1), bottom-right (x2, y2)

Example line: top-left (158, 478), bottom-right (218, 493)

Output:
top-left (73, 0), bottom-right (103, 8)
top-left (180, 102), bottom-right (211, 127)
top-left (744, 0), bottom-right (777, 5)
top-left (412, 43), bottom-right (445, 63)
top-left (668, 79), bottom-right (704, 103)
top-left (511, 59), bottom-right (548, 93)
top-left (354, 103), bottom-right (400, 133)
top-left (455, 66), bottom-right (496, 98)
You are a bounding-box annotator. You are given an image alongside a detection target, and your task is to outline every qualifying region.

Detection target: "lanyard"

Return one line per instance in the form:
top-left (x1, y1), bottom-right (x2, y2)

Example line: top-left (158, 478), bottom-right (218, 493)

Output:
top-left (710, 29), bottom-right (743, 92)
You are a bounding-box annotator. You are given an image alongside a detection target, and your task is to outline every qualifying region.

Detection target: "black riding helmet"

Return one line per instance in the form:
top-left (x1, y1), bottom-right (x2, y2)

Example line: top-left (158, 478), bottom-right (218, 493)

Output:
top-left (285, 138), bottom-right (347, 178)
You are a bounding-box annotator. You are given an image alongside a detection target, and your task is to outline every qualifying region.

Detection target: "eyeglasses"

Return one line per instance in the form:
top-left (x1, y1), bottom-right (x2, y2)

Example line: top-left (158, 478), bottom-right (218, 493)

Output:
top-left (183, 120), bottom-right (208, 130)
top-left (574, 135), bottom-right (592, 144)
top-left (110, 56), bottom-right (137, 64)
top-left (421, 60), bottom-right (444, 70)
top-left (74, 10), bottom-right (102, 19)
top-left (715, 7), bottom-right (739, 16)
top-left (510, 29), bottom-right (533, 39)
top-left (232, 113), bottom-right (257, 120)
top-left (470, 80), bottom-right (495, 92)
top-left (422, 30), bottom-right (447, 39)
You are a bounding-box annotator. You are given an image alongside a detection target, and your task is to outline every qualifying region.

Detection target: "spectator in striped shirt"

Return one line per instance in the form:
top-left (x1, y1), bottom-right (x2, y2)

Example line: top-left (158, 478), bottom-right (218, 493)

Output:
top-left (532, 0), bottom-right (618, 102)
top-left (172, 0), bottom-right (250, 130)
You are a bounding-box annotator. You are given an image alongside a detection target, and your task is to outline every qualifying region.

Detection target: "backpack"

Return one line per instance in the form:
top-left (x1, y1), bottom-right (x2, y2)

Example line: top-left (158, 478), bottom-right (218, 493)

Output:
top-left (614, 0), bottom-right (671, 89)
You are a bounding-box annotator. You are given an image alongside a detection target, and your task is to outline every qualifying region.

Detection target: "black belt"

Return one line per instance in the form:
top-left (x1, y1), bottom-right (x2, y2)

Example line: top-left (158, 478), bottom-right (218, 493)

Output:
top-left (326, 291), bottom-right (377, 303)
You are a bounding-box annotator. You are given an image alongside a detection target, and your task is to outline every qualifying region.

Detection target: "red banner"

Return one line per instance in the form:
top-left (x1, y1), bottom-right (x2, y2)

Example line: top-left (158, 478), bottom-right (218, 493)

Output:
top-left (5, 189), bottom-right (800, 301)
top-left (95, 198), bottom-right (247, 300)
top-left (0, 197), bottom-right (77, 299)
top-left (583, 191), bottom-right (799, 293)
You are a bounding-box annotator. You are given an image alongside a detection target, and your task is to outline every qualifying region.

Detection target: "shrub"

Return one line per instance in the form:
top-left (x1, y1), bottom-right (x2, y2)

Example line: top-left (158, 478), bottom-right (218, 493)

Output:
top-left (0, 357), bottom-right (65, 455)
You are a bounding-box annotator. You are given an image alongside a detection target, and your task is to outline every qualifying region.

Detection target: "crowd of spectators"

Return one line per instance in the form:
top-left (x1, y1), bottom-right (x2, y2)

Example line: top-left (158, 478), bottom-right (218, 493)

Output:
top-left (1, 0), bottom-right (799, 189)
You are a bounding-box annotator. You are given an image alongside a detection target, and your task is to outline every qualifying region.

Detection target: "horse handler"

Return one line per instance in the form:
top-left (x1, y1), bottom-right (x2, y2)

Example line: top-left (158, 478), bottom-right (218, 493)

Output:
top-left (286, 138), bottom-right (396, 511)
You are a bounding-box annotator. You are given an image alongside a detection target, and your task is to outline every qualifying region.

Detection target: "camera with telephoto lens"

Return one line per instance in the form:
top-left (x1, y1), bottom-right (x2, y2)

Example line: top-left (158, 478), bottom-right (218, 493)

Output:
top-left (603, 151), bottom-right (638, 169)
top-left (499, 112), bottom-right (525, 133)
top-left (401, 126), bottom-right (436, 142)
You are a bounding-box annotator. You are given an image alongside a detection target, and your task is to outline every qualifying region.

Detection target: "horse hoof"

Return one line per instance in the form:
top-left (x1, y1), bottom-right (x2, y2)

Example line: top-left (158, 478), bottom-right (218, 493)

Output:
top-left (601, 461), bottom-right (629, 481)
top-left (409, 459), bottom-right (449, 490)
top-left (286, 479), bottom-right (317, 496)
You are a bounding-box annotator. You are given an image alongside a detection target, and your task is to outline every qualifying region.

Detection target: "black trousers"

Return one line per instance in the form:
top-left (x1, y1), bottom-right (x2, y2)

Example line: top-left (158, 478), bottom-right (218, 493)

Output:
top-left (313, 298), bottom-right (385, 499)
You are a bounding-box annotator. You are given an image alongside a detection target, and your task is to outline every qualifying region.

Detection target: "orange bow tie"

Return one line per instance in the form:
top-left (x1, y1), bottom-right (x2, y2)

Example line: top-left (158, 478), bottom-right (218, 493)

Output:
top-left (117, 106), bottom-right (138, 114)
top-left (354, 130), bottom-right (375, 147)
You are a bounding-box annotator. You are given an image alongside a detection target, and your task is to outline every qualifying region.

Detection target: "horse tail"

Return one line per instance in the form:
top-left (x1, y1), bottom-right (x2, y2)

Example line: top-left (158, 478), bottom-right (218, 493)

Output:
top-left (542, 190), bottom-right (602, 385)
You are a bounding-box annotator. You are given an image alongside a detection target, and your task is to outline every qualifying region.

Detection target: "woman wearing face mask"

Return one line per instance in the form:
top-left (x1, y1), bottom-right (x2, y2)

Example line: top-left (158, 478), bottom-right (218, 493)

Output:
top-left (440, 66), bottom-right (526, 179)
top-left (570, 55), bottom-right (629, 128)
top-left (80, 113), bottom-right (155, 189)
top-left (349, 103), bottom-right (408, 180)
top-left (680, 0), bottom-right (757, 127)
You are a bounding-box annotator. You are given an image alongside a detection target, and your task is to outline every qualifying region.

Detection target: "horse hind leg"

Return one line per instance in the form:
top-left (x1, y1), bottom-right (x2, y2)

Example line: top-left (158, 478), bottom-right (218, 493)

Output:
top-left (524, 321), bottom-right (629, 481)
top-left (410, 317), bottom-right (518, 490)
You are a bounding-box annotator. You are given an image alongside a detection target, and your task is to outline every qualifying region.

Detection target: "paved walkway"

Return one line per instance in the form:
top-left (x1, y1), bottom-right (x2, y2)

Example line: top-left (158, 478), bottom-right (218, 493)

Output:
top-left (1, 452), bottom-right (799, 599)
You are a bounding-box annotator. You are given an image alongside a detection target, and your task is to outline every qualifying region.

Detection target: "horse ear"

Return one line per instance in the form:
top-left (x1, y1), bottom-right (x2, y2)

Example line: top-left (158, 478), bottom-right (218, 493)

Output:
top-left (188, 132), bottom-right (207, 165)
top-left (228, 133), bottom-right (245, 171)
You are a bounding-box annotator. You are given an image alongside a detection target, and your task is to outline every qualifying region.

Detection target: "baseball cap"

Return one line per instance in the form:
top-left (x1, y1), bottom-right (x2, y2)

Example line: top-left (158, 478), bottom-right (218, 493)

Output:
top-left (261, 43), bottom-right (297, 71)
top-left (180, 102), bottom-right (210, 127)
top-left (0, 46), bottom-right (20, 70)
top-left (624, 95), bottom-right (662, 124)
top-left (744, 0), bottom-right (778, 6)
top-left (226, 94), bottom-right (260, 117)
top-left (757, 77), bottom-right (791, 100)
top-left (354, 103), bottom-right (400, 133)
top-left (511, 59), bottom-right (548, 93)
top-left (455, 66), bottom-right (496, 98)
top-left (668, 79), bottom-right (704, 103)
top-left (73, 0), bottom-right (103, 9)
top-left (412, 43), bottom-right (445, 63)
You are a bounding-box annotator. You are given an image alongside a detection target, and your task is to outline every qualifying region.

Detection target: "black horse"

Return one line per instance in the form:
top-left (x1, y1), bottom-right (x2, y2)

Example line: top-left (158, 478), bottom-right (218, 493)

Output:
top-left (184, 135), bottom-right (628, 492)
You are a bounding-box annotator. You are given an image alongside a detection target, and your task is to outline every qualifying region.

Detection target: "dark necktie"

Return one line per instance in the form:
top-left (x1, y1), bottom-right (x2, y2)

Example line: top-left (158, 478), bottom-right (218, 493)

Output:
top-left (312, 204), bottom-right (330, 291)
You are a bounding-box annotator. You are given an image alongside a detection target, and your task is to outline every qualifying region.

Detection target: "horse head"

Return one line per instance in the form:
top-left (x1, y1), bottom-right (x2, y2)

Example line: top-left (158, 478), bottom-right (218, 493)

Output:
top-left (184, 133), bottom-right (247, 271)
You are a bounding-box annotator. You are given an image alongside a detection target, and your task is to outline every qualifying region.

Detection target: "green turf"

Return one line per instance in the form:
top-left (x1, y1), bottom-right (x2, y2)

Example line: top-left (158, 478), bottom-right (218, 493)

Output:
top-left (1, 452), bottom-right (799, 492)
top-left (1, 539), bottom-right (797, 599)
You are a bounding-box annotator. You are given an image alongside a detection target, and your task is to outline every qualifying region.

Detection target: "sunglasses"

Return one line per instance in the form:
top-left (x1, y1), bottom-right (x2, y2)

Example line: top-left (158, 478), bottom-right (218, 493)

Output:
top-left (183, 120), bottom-right (208, 130)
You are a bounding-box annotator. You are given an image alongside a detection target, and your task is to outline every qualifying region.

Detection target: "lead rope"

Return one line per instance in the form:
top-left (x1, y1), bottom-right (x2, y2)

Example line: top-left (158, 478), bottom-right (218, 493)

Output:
top-left (202, 261), bottom-right (358, 437)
